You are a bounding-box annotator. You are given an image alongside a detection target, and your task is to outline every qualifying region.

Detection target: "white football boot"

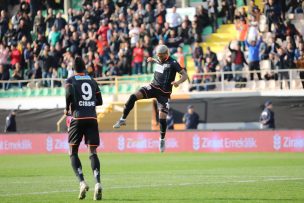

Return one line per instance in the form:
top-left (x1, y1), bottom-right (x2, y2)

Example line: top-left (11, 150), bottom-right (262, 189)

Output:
top-left (93, 183), bottom-right (103, 200)
top-left (78, 181), bottom-right (89, 200)
top-left (159, 139), bottom-right (166, 153)
top-left (113, 118), bottom-right (126, 128)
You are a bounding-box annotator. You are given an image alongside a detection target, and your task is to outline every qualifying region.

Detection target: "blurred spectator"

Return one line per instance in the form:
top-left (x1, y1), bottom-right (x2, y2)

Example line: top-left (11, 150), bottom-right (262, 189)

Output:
top-left (132, 42), bottom-right (144, 74)
top-left (10, 44), bottom-right (22, 67)
top-left (58, 62), bottom-right (68, 79)
top-left (268, 35), bottom-right (280, 54)
top-left (264, 0), bottom-right (282, 32)
top-left (276, 47), bottom-right (290, 89)
top-left (189, 69), bottom-right (203, 92)
top-left (203, 57), bottom-right (216, 90)
top-left (51, 68), bottom-right (61, 87)
top-left (54, 12), bottom-right (66, 31)
top-left (221, 56), bottom-right (233, 81)
top-left (39, 46), bottom-right (54, 87)
top-left (264, 53), bottom-right (278, 80)
top-left (207, 0), bottom-right (218, 32)
top-left (174, 47), bottom-right (185, 69)
top-left (7, 62), bottom-right (23, 89)
top-left (228, 41), bottom-right (247, 82)
top-left (24, 42), bottom-right (33, 71)
top-left (285, 42), bottom-right (296, 70)
top-left (0, 10), bottom-right (8, 42)
top-left (4, 110), bottom-right (17, 132)
top-left (259, 100), bottom-right (275, 129)
top-left (183, 105), bottom-right (199, 129)
top-left (205, 47), bottom-right (219, 67)
top-left (48, 26), bottom-right (61, 46)
top-left (166, 29), bottom-right (182, 54)
top-left (178, 21), bottom-right (193, 45)
top-left (246, 36), bottom-right (263, 80)
top-left (236, 19), bottom-right (248, 50)
top-left (45, 8), bottom-right (55, 32)
top-left (0, 64), bottom-right (9, 89)
top-left (105, 61), bottom-right (119, 77)
top-left (155, 2), bottom-right (166, 27)
top-left (192, 41), bottom-right (204, 72)
top-left (166, 6), bottom-right (182, 31)
top-left (0, 42), bottom-right (9, 65)
top-left (129, 22), bottom-right (140, 48)
top-left (31, 61), bottom-right (42, 79)
top-left (224, 0), bottom-right (236, 23)
top-left (33, 10), bottom-right (45, 34)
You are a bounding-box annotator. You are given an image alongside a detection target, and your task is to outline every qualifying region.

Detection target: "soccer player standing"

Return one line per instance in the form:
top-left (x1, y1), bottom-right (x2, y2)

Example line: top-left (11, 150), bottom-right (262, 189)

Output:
top-left (113, 45), bottom-right (188, 152)
top-left (65, 57), bottom-right (103, 200)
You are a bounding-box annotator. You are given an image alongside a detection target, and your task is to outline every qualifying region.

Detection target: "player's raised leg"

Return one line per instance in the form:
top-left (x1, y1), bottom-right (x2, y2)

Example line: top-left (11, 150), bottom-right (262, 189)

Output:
top-left (89, 146), bottom-right (102, 200)
top-left (69, 145), bottom-right (89, 200)
top-left (113, 91), bottom-right (144, 128)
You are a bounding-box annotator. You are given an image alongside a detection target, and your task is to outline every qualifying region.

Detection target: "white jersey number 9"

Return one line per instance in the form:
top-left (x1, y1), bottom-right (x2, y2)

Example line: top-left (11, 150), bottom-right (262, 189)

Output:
top-left (81, 82), bottom-right (92, 101)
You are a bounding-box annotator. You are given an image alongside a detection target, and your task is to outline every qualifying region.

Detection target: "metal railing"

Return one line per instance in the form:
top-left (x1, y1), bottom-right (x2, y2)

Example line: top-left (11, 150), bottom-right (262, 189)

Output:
top-left (187, 68), bottom-right (304, 91)
top-left (0, 68), bottom-right (303, 95)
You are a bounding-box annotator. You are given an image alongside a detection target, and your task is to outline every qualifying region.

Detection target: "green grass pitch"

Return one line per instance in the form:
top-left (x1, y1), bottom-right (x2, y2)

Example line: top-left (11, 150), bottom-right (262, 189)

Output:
top-left (0, 153), bottom-right (303, 203)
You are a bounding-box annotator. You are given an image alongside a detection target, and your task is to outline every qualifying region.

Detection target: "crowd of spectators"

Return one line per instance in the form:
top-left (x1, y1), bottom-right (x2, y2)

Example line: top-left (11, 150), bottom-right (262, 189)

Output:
top-left (0, 0), bottom-right (304, 91)
top-left (0, 0), bottom-right (213, 90)
top-left (190, 0), bottom-right (304, 91)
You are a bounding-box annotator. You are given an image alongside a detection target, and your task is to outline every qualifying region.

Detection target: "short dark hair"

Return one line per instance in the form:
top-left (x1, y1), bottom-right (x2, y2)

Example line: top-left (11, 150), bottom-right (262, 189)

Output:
top-left (74, 56), bottom-right (86, 73)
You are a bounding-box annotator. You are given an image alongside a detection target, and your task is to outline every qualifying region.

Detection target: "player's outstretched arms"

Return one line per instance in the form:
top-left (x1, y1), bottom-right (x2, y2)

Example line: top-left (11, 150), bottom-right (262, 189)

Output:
top-left (171, 69), bottom-right (188, 87)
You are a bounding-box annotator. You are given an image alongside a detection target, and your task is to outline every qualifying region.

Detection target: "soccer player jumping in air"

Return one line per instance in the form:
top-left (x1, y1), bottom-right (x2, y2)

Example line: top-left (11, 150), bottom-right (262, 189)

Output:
top-left (65, 57), bottom-right (103, 200)
top-left (113, 45), bottom-right (188, 152)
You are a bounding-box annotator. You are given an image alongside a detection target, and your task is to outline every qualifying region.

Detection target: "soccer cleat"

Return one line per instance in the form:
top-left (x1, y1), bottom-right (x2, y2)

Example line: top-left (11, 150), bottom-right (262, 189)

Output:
top-left (79, 181), bottom-right (89, 200)
top-left (159, 139), bottom-right (166, 153)
top-left (93, 183), bottom-right (103, 200)
top-left (113, 119), bottom-right (126, 128)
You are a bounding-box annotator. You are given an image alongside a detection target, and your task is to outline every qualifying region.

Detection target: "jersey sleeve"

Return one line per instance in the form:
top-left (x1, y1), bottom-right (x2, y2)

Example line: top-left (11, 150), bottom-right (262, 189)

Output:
top-left (173, 60), bottom-right (183, 73)
top-left (93, 80), bottom-right (103, 106)
top-left (65, 78), bottom-right (73, 112)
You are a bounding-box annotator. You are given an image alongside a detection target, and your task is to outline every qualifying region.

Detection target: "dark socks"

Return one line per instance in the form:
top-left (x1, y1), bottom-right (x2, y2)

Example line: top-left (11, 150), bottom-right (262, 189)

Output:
top-left (70, 153), bottom-right (84, 182)
top-left (90, 153), bottom-right (101, 183)
top-left (122, 94), bottom-right (138, 119)
top-left (159, 119), bottom-right (167, 140)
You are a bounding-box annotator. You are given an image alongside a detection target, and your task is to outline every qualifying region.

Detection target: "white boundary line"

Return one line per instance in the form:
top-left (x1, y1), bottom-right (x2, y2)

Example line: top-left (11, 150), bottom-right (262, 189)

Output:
top-left (0, 177), bottom-right (303, 197)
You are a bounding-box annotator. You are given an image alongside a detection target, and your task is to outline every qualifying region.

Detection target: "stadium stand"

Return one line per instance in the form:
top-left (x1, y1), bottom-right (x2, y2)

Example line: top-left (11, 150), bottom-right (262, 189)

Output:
top-left (0, 0), bottom-right (304, 96)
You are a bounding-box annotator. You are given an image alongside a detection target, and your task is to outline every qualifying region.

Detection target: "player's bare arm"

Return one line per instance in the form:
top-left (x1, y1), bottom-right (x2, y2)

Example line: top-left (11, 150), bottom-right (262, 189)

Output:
top-left (171, 69), bottom-right (188, 87)
top-left (147, 57), bottom-right (157, 63)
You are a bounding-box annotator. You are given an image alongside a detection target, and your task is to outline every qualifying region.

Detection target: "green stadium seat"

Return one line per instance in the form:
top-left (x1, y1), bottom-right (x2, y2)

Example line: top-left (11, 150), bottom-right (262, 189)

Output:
top-left (202, 26), bottom-right (213, 36)
top-left (138, 74), bottom-right (148, 82)
top-left (217, 17), bottom-right (223, 27)
top-left (118, 84), bottom-right (127, 93)
top-left (25, 88), bottom-right (34, 97)
top-left (108, 85), bottom-right (115, 94)
top-left (16, 88), bottom-right (25, 97)
top-left (34, 88), bottom-right (43, 96)
top-left (51, 88), bottom-right (59, 96)
top-left (42, 88), bottom-right (52, 96)
top-left (101, 85), bottom-right (109, 94)
top-left (182, 45), bottom-right (191, 55)
top-left (236, 0), bottom-right (244, 7)
top-left (59, 87), bottom-right (65, 96)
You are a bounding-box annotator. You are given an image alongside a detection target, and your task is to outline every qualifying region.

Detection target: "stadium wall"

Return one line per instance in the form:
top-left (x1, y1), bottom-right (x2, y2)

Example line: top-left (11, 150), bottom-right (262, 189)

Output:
top-left (0, 131), bottom-right (304, 154)
top-left (170, 96), bottom-right (304, 129)
top-left (0, 95), bottom-right (303, 133)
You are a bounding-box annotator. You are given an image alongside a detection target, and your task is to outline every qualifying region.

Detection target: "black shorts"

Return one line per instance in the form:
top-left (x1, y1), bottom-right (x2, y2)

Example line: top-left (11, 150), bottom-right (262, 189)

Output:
top-left (68, 119), bottom-right (100, 146)
top-left (139, 84), bottom-right (170, 113)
